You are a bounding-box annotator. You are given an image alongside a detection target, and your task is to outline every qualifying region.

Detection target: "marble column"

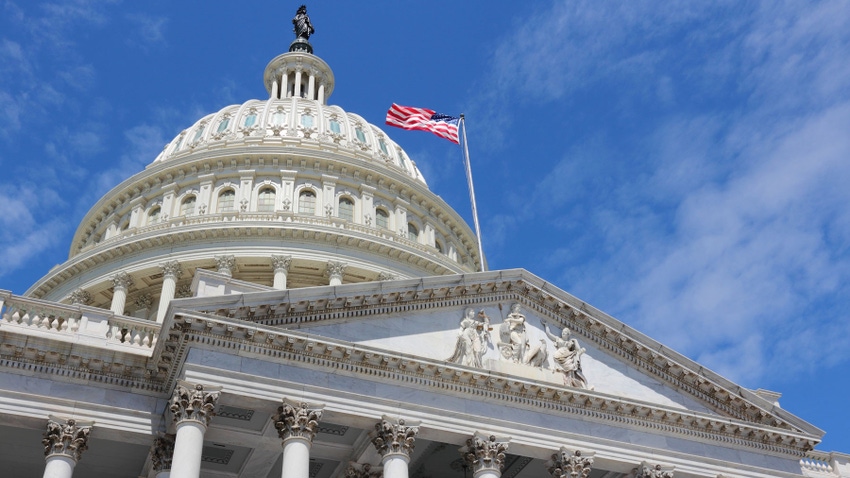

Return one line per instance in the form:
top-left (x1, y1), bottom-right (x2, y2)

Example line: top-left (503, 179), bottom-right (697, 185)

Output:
top-left (459, 432), bottom-right (510, 478)
top-left (326, 261), bottom-right (347, 286)
top-left (150, 434), bottom-right (175, 478)
top-left (272, 399), bottom-right (324, 478)
top-left (41, 416), bottom-right (93, 478)
top-left (169, 381), bottom-right (221, 478)
top-left (371, 416), bottom-right (420, 478)
top-left (271, 255), bottom-right (292, 290)
top-left (214, 255), bottom-right (236, 277)
top-left (156, 261), bottom-right (183, 323)
top-left (545, 447), bottom-right (595, 478)
top-left (109, 272), bottom-right (134, 315)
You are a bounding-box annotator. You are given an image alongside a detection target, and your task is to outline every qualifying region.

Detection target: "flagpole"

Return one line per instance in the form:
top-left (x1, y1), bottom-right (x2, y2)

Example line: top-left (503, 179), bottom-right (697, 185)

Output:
top-left (459, 115), bottom-right (486, 272)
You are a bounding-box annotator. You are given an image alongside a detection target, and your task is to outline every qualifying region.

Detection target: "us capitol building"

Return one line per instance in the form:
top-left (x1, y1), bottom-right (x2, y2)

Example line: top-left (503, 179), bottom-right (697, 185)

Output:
top-left (1, 8), bottom-right (848, 478)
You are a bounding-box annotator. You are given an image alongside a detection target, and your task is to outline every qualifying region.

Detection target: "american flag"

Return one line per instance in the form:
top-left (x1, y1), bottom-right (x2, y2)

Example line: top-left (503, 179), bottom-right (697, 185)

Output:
top-left (385, 103), bottom-right (460, 144)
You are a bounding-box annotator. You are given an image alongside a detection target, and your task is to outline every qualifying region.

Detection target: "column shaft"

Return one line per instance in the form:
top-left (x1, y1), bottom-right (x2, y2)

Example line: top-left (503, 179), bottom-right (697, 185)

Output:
top-left (170, 421), bottom-right (205, 478)
top-left (157, 275), bottom-right (176, 323)
top-left (382, 454), bottom-right (410, 478)
top-left (294, 70), bottom-right (302, 97)
top-left (281, 437), bottom-right (311, 478)
top-left (42, 455), bottom-right (75, 478)
top-left (274, 269), bottom-right (288, 289)
top-left (474, 470), bottom-right (500, 478)
top-left (110, 286), bottom-right (127, 315)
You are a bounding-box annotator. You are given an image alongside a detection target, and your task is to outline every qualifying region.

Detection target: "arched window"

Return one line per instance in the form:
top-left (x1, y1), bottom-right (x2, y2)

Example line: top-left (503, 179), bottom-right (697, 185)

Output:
top-left (299, 190), bottom-right (316, 214)
top-left (180, 196), bottom-right (196, 216)
top-left (338, 197), bottom-right (354, 221)
top-left (407, 223), bottom-right (419, 242)
top-left (218, 189), bottom-right (235, 212)
top-left (375, 208), bottom-right (389, 229)
top-left (329, 119), bottom-right (341, 134)
top-left (148, 207), bottom-right (161, 225)
top-left (257, 187), bottom-right (276, 212)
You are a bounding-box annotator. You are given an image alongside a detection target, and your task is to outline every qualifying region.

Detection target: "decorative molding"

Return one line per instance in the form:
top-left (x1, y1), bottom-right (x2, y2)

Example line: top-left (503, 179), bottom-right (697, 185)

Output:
top-left (42, 416), bottom-right (93, 462)
top-left (169, 381), bottom-right (221, 427)
top-left (546, 447), bottom-right (595, 478)
top-left (272, 399), bottom-right (324, 443)
top-left (150, 433), bottom-right (175, 472)
top-left (460, 432), bottom-right (510, 474)
top-left (377, 271), bottom-right (397, 281)
top-left (135, 293), bottom-right (153, 310)
top-left (345, 462), bottom-right (382, 478)
top-left (371, 415), bottom-right (420, 458)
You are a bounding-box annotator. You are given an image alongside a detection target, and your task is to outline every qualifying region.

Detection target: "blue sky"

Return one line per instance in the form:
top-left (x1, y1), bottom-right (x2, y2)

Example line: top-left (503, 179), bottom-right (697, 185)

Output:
top-left (1, 0), bottom-right (849, 453)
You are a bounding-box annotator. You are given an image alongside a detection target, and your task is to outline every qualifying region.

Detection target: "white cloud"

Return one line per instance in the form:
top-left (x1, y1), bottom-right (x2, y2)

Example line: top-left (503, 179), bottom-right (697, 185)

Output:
top-left (480, 1), bottom-right (850, 385)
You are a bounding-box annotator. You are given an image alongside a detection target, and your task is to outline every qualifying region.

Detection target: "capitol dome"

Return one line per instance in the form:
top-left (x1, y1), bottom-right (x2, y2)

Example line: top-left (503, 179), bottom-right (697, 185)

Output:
top-left (25, 46), bottom-right (481, 319)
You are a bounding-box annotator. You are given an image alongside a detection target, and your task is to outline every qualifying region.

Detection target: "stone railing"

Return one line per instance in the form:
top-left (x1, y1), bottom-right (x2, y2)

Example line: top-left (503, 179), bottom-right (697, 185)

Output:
top-left (801, 451), bottom-right (850, 477)
top-left (0, 290), bottom-right (159, 356)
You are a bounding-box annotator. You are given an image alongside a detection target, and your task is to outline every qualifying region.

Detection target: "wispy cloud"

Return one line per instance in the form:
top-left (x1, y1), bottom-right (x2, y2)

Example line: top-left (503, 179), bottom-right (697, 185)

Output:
top-left (478, 1), bottom-right (850, 385)
top-left (125, 13), bottom-right (168, 50)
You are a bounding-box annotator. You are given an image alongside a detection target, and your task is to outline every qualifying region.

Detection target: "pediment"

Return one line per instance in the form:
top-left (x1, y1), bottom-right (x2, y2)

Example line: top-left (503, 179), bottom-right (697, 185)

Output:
top-left (177, 268), bottom-right (822, 451)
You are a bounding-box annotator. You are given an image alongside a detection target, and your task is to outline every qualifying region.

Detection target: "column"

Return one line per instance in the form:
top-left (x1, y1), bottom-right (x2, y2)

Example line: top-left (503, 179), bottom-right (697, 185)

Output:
top-left (42, 416), bottom-right (93, 478)
top-left (371, 416), bottom-right (420, 478)
top-left (214, 255), bottom-right (236, 277)
top-left (635, 462), bottom-right (674, 478)
top-left (459, 432), bottom-right (510, 478)
top-left (129, 197), bottom-right (145, 228)
top-left (272, 79), bottom-right (280, 99)
top-left (307, 70), bottom-right (316, 99)
top-left (169, 382), bottom-right (222, 478)
top-left (326, 261), bottom-right (347, 286)
top-left (545, 447), bottom-right (594, 478)
top-left (294, 69), bottom-right (302, 97)
top-left (271, 255), bottom-right (292, 290)
top-left (150, 434), bottom-right (175, 478)
top-left (272, 399), bottom-right (324, 478)
top-left (156, 261), bottom-right (183, 323)
top-left (317, 82), bottom-right (325, 104)
top-left (110, 271), bottom-right (134, 315)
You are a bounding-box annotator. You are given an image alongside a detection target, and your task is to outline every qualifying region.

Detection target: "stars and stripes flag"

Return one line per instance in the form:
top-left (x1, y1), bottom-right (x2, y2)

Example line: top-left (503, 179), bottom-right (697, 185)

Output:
top-left (385, 103), bottom-right (460, 144)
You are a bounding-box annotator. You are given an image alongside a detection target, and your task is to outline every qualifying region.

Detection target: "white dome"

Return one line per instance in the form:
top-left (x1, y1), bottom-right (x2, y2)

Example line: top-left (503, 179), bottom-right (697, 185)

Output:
top-left (153, 98), bottom-right (428, 186)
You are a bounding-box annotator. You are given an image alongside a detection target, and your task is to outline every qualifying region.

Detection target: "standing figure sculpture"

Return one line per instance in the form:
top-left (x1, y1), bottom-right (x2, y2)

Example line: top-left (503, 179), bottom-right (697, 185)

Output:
top-left (542, 319), bottom-right (590, 389)
top-left (293, 5), bottom-right (315, 40)
top-left (498, 303), bottom-right (529, 363)
top-left (447, 308), bottom-right (491, 368)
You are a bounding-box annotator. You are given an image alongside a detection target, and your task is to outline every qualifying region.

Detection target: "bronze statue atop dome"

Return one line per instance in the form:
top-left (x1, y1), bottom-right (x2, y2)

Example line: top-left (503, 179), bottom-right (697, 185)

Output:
top-left (293, 5), bottom-right (314, 40)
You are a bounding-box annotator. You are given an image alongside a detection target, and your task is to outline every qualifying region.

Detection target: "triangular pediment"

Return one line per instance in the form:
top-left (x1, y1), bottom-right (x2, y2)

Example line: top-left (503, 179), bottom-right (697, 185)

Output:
top-left (174, 268), bottom-right (823, 452)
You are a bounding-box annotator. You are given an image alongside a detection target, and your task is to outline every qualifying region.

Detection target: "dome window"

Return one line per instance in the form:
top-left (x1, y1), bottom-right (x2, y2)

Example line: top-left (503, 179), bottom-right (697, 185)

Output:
top-left (379, 139), bottom-right (389, 155)
top-left (375, 208), bottom-right (389, 229)
top-left (216, 118), bottom-right (230, 133)
top-left (218, 189), bottom-right (235, 212)
top-left (338, 197), bottom-right (354, 221)
top-left (397, 150), bottom-right (409, 171)
top-left (148, 207), bottom-right (161, 225)
top-left (355, 127), bottom-right (366, 143)
top-left (192, 126), bottom-right (205, 142)
top-left (272, 111), bottom-right (286, 126)
top-left (329, 119), bottom-right (341, 134)
top-left (180, 196), bottom-right (196, 216)
top-left (407, 223), bottom-right (419, 242)
top-left (173, 134), bottom-right (185, 152)
top-left (301, 114), bottom-right (314, 128)
top-left (258, 187), bottom-right (276, 212)
top-left (243, 114), bottom-right (257, 128)
top-left (299, 190), bottom-right (316, 214)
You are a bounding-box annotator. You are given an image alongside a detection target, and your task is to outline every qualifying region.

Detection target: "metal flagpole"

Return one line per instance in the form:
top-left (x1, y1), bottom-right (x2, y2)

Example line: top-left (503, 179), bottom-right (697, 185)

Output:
top-left (459, 114), bottom-right (486, 272)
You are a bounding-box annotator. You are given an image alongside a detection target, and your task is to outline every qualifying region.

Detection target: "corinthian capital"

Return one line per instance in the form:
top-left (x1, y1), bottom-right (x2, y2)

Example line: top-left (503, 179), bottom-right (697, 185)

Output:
top-left (169, 381), bottom-right (221, 427)
top-left (636, 462), bottom-right (674, 478)
top-left (345, 462), bottom-right (383, 478)
top-left (546, 447), bottom-right (595, 478)
top-left (159, 261), bottom-right (183, 280)
top-left (272, 399), bottom-right (325, 443)
top-left (460, 432), bottom-right (510, 474)
top-left (111, 271), bottom-right (134, 291)
top-left (371, 415), bottom-right (420, 458)
top-left (68, 288), bottom-right (92, 305)
top-left (271, 254), bottom-right (293, 272)
top-left (42, 416), bottom-right (94, 462)
top-left (150, 433), bottom-right (175, 473)
top-left (214, 255), bottom-right (237, 276)
top-left (325, 261), bottom-right (348, 280)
